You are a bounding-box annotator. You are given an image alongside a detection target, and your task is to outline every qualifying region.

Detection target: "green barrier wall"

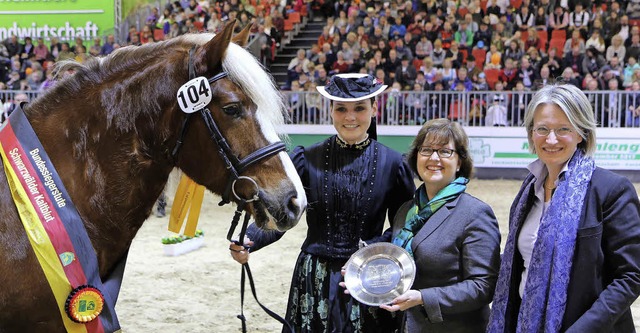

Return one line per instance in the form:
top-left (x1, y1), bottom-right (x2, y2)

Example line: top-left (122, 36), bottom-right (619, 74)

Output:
top-left (0, 0), bottom-right (115, 41)
top-left (287, 134), bottom-right (413, 154)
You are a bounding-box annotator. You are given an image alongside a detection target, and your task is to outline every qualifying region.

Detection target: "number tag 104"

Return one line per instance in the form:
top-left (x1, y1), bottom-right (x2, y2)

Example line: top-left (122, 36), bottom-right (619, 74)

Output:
top-left (177, 77), bottom-right (213, 113)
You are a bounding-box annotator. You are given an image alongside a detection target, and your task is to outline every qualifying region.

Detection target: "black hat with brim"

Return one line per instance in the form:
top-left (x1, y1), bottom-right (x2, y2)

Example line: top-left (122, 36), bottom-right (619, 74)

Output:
top-left (317, 73), bottom-right (387, 102)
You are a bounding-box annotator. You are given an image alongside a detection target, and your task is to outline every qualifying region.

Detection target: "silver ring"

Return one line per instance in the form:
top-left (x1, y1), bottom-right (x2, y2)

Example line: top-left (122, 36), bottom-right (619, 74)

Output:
top-left (231, 176), bottom-right (260, 202)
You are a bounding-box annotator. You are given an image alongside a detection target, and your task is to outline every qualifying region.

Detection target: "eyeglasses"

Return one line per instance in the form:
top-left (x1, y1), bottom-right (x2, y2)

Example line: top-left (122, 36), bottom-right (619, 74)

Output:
top-left (418, 147), bottom-right (456, 158)
top-left (533, 126), bottom-right (573, 137)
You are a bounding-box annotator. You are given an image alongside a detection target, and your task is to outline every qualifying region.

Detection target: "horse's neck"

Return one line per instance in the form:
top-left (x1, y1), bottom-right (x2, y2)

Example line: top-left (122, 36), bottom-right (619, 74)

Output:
top-left (28, 105), bottom-right (174, 275)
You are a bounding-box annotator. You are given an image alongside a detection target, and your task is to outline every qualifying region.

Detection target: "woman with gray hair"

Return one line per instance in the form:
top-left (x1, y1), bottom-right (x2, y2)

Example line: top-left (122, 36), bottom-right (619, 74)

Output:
top-left (487, 84), bottom-right (640, 332)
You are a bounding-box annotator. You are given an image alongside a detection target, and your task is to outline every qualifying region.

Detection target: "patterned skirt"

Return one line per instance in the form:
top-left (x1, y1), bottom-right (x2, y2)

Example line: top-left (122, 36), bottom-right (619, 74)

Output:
top-left (283, 252), bottom-right (399, 333)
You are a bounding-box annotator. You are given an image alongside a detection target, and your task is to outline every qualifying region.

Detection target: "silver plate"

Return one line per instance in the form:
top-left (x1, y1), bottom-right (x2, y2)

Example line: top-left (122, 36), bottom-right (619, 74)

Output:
top-left (344, 243), bottom-right (416, 306)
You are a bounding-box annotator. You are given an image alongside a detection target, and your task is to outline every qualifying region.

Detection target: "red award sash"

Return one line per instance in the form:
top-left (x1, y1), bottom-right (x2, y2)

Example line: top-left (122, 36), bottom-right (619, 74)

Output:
top-left (0, 107), bottom-right (120, 333)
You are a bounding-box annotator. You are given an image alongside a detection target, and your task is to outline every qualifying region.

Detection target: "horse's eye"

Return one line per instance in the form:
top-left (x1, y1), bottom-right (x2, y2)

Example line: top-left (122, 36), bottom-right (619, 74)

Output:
top-left (221, 103), bottom-right (241, 116)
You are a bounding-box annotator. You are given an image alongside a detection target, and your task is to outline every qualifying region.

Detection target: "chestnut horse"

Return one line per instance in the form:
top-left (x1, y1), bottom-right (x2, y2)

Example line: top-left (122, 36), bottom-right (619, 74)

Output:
top-left (0, 23), bottom-right (306, 331)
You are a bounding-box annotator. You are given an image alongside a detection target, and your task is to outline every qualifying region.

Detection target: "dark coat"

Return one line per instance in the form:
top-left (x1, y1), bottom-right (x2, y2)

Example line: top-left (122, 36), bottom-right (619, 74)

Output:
top-left (391, 193), bottom-right (501, 333)
top-left (500, 167), bottom-right (640, 333)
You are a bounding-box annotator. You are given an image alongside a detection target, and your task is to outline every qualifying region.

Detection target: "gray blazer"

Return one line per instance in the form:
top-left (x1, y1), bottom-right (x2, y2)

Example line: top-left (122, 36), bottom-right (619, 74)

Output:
top-left (392, 193), bottom-right (501, 333)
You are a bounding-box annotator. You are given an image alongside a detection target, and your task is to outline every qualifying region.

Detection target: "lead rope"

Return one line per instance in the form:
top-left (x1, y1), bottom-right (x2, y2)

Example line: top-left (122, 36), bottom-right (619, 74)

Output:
top-left (227, 201), bottom-right (294, 333)
top-left (239, 263), bottom-right (295, 333)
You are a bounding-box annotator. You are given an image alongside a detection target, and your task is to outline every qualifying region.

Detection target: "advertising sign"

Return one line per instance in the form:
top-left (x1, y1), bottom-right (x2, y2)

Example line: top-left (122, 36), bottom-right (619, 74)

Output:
top-left (465, 132), bottom-right (640, 170)
top-left (284, 125), bottom-right (640, 171)
top-left (0, 0), bottom-right (115, 41)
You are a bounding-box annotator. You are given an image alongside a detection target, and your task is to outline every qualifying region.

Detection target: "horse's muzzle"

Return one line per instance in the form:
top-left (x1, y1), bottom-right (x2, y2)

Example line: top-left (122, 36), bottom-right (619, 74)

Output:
top-left (255, 188), bottom-right (305, 231)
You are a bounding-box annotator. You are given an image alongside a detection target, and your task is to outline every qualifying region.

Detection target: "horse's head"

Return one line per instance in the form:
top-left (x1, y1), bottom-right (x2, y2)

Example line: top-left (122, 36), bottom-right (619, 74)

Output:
top-left (166, 24), bottom-right (306, 231)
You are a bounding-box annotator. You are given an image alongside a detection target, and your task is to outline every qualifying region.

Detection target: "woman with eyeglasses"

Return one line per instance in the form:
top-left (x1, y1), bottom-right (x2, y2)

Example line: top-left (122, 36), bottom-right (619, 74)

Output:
top-left (379, 118), bottom-right (501, 332)
top-left (488, 84), bottom-right (640, 332)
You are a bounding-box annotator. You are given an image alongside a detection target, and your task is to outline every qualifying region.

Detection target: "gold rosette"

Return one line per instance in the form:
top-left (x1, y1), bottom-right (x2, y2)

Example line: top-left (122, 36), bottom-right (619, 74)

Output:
top-left (65, 285), bottom-right (104, 323)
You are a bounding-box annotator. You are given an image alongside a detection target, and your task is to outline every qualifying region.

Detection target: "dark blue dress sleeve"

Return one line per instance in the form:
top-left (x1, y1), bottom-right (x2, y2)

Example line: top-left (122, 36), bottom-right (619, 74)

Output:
top-left (388, 159), bottom-right (417, 222)
top-left (366, 157), bottom-right (416, 244)
top-left (245, 223), bottom-right (285, 252)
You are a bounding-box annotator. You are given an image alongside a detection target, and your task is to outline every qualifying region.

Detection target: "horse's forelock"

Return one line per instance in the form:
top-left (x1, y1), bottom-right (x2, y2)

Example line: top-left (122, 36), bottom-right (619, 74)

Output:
top-left (222, 43), bottom-right (287, 144)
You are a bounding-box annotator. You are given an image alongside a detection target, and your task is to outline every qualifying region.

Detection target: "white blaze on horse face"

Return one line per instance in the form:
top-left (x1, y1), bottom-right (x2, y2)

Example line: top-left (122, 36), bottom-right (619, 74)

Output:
top-left (278, 150), bottom-right (307, 211)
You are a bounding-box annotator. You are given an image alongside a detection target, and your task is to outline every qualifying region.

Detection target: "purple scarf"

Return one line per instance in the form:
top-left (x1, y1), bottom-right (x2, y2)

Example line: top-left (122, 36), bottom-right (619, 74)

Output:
top-left (488, 150), bottom-right (595, 333)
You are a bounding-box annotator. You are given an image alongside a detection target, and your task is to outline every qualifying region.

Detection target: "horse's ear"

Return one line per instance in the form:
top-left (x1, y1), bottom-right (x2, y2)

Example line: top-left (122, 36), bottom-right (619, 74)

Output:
top-left (197, 21), bottom-right (236, 72)
top-left (232, 23), bottom-right (252, 47)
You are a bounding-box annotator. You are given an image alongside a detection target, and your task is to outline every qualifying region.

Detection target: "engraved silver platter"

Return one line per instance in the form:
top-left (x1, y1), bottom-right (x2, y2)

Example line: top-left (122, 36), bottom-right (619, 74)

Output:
top-left (344, 243), bottom-right (416, 306)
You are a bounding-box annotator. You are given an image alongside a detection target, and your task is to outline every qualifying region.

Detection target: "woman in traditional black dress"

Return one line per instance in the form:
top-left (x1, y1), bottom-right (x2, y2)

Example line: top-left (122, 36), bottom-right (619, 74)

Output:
top-left (230, 73), bottom-right (416, 332)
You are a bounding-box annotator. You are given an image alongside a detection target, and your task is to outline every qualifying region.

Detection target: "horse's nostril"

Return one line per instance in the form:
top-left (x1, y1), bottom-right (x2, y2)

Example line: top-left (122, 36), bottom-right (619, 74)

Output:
top-left (286, 195), bottom-right (300, 219)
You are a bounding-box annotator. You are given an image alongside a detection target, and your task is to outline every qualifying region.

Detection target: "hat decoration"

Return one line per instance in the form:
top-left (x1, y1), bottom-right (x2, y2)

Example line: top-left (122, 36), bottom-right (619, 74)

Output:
top-left (317, 73), bottom-right (388, 102)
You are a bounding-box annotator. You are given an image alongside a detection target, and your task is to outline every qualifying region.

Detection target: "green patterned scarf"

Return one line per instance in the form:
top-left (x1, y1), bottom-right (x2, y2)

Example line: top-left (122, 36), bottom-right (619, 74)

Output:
top-left (392, 177), bottom-right (468, 256)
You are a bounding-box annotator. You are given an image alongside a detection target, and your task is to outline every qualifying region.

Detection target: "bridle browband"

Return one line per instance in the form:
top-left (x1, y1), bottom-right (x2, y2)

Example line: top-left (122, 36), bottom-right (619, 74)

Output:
top-left (170, 48), bottom-right (294, 332)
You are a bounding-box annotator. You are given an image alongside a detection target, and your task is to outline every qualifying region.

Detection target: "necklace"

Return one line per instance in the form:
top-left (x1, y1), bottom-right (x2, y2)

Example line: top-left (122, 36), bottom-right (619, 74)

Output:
top-left (543, 183), bottom-right (556, 199)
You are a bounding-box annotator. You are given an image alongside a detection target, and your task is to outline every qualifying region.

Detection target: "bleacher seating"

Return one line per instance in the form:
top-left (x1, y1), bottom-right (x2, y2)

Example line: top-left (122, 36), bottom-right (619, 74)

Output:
top-left (4, 0), bottom-right (640, 102)
top-left (548, 38), bottom-right (566, 53)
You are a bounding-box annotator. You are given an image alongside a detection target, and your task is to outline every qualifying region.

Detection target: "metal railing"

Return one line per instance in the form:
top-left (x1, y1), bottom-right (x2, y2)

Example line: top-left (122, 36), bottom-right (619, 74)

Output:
top-left (2, 89), bottom-right (639, 128)
top-left (282, 90), bottom-right (640, 128)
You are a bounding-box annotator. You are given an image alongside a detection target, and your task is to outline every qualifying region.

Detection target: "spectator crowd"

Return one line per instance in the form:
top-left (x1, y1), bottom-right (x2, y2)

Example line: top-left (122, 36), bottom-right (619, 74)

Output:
top-left (281, 0), bottom-right (640, 127)
top-left (2, 0), bottom-right (640, 127)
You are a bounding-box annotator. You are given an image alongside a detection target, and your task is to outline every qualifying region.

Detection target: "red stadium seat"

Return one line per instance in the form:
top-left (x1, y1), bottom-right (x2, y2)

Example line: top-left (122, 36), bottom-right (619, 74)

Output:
top-left (472, 48), bottom-right (486, 69)
top-left (551, 29), bottom-right (566, 40)
top-left (534, 30), bottom-right (548, 52)
top-left (283, 19), bottom-right (294, 32)
top-left (548, 38), bottom-right (566, 54)
top-left (413, 58), bottom-right (423, 69)
top-left (480, 0), bottom-right (488, 13)
top-left (288, 11), bottom-right (301, 24)
top-left (460, 49), bottom-right (468, 63)
top-left (519, 30), bottom-right (528, 42)
top-left (153, 29), bottom-right (165, 41)
top-left (510, 0), bottom-right (522, 9)
top-left (193, 20), bottom-right (204, 32)
top-left (537, 30), bottom-right (548, 44)
top-left (458, 7), bottom-right (469, 18)
top-left (484, 68), bottom-right (500, 90)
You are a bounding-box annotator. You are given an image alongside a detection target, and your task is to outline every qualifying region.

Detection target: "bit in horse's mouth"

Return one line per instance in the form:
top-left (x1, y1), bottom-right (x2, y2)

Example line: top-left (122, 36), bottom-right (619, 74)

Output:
top-left (251, 200), bottom-right (272, 229)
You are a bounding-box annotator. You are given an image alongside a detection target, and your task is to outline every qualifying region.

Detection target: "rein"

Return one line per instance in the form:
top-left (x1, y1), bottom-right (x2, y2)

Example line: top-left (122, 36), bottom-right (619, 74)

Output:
top-left (172, 48), bottom-right (292, 333)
